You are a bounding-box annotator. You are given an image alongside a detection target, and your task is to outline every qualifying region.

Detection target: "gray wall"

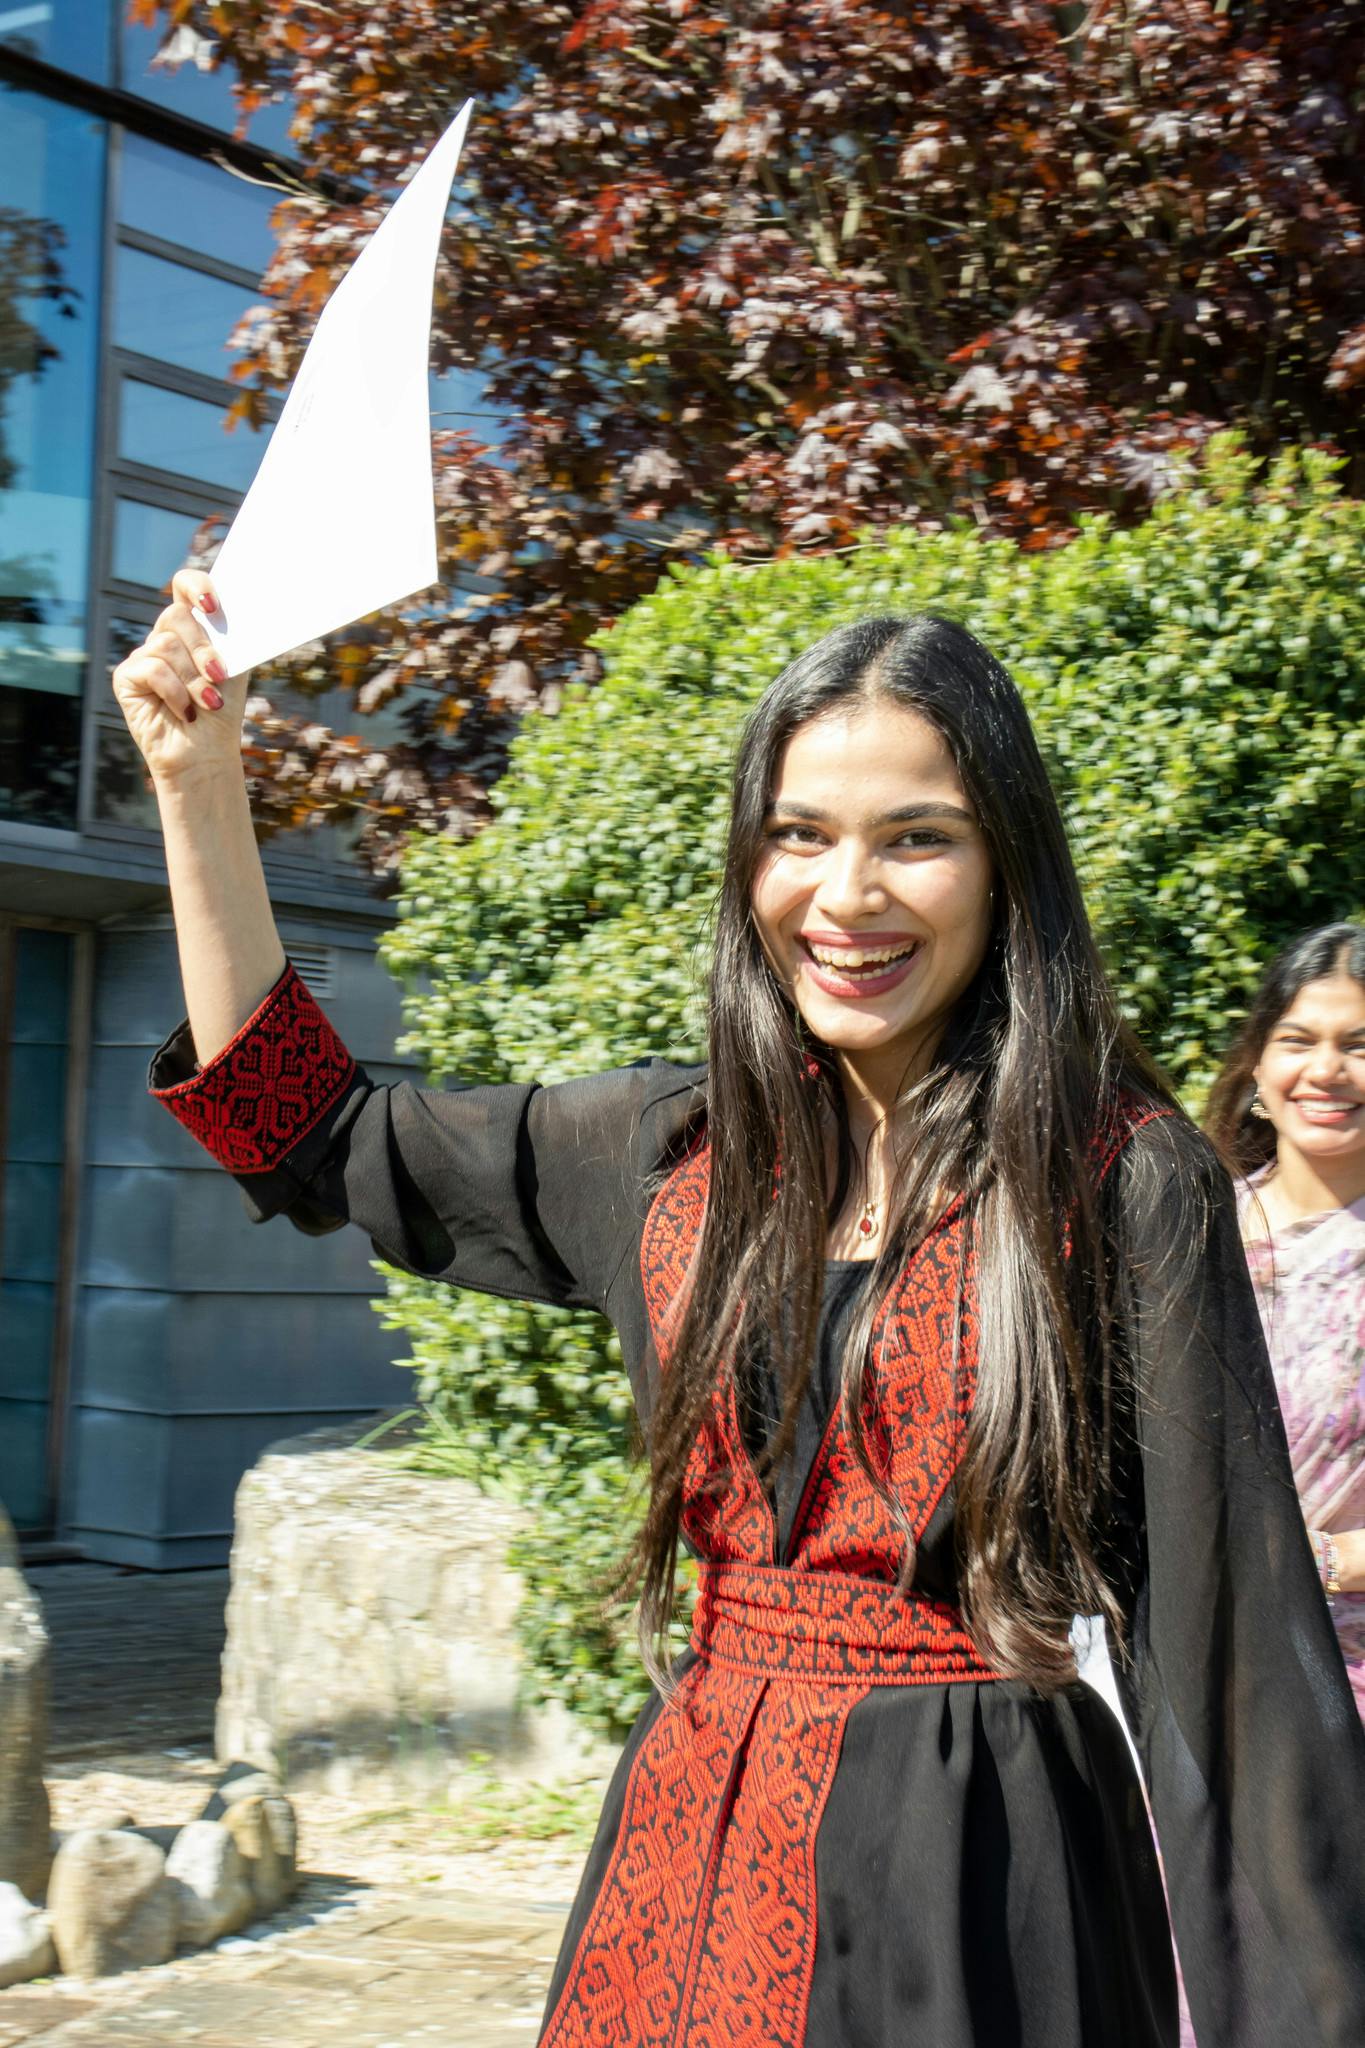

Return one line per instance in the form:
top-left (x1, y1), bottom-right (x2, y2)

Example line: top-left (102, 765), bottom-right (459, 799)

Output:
top-left (64, 912), bottom-right (426, 1567)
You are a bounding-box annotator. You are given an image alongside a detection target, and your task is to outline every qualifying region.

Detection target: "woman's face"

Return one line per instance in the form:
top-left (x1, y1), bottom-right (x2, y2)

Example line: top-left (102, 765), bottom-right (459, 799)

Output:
top-left (1253, 972), bottom-right (1365, 1168)
top-left (750, 697), bottom-right (995, 1098)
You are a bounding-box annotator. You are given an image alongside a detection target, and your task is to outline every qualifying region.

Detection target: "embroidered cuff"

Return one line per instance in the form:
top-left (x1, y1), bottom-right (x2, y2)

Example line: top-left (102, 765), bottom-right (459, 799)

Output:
top-left (148, 960), bottom-right (357, 1175)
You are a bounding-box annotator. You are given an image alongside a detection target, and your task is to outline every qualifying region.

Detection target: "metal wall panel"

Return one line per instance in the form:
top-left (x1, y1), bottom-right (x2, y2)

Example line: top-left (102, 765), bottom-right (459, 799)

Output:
top-left (66, 1405), bottom-right (363, 1568)
top-left (64, 916), bottom-right (429, 1566)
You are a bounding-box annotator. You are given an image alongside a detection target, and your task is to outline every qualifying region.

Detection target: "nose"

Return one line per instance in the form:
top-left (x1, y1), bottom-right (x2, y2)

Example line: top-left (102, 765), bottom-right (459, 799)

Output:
top-left (1302, 1043), bottom-right (1349, 1090)
top-left (813, 837), bottom-right (887, 921)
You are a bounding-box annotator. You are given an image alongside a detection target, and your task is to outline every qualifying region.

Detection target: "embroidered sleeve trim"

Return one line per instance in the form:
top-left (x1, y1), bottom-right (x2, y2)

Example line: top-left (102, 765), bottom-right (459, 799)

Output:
top-left (147, 960), bottom-right (357, 1176)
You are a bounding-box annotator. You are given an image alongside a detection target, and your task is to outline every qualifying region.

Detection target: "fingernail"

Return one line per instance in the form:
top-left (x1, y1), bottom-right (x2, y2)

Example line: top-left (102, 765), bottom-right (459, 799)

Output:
top-left (203, 686), bottom-right (224, 712)
top-left (206, 657), bottom-right (227, 684)
top-left (186, 705), bottom-right (198, 723)
top-left (201, 592), bottom-right (217, 615)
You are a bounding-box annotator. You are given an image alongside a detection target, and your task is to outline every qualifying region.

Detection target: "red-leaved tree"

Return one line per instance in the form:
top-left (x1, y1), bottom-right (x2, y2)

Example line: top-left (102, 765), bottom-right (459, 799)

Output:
top-left (138, 0), bottom-right (1365, 876)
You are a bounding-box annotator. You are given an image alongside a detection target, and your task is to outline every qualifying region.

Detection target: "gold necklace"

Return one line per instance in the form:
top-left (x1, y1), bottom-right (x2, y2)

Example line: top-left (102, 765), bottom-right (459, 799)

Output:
top-left (856, 1192), bottom-right (879, 1241)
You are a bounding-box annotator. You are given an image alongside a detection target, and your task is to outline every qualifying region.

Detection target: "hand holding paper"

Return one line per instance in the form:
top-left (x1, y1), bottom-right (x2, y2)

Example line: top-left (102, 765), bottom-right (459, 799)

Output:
top-left (195, 101), bottom-right (474, 680)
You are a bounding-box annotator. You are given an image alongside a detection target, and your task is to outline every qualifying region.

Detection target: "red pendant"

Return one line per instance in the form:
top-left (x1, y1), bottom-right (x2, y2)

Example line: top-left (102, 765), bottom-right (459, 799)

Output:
top-left (858, 1213), bottom-right (875, 1237)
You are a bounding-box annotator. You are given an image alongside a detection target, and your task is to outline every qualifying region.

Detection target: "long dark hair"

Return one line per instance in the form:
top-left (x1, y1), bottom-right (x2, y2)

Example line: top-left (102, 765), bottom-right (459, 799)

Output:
top-left (1205, 922), bottom-right (1365, 1175)
top-left (634, 613), bottom-right (1178, 1691)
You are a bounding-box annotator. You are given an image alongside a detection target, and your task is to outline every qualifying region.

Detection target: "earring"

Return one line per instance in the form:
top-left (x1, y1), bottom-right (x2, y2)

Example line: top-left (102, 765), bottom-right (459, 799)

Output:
top-left (1248, 1087), bottom-right (1272, 1121)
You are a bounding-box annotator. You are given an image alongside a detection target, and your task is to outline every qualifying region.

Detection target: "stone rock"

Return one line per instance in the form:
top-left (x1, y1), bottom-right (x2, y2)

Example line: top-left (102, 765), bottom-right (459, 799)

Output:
top-left (165, 1821), bottom-right (253, 1947)
top-left (0, 1881), bottom-right (55, 1988)
top-left (48, 1829), bottom-right (176, 1978)
top-left (216, 1416), bottom-right (614, 1799)
top-left (199, 1760), bottom-right (282, 1821)
top-left (221, 1793), bottom-right (297, 1915)
top-left (81, 1810), bottom-right (135, 1836)
top-left (127, 1824), bottom-right (180, 1855)
top-left (0, 1509), bottom-right (52, 1901)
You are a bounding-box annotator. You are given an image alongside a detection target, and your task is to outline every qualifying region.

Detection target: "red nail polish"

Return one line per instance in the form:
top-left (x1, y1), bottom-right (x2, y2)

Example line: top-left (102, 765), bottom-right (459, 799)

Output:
top-left (203, 686), bottom-right (224, 712)
top-left (206, 657), bottom-right (227, 684)
top-left (201, 592), bottom-right (217, 615)
top-left (186, 705), bottom-right (197, 723)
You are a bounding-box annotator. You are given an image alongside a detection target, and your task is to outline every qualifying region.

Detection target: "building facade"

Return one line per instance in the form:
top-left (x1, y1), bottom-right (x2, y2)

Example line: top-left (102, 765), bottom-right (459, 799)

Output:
top-left (1, 9), bottom-right (428, 1564)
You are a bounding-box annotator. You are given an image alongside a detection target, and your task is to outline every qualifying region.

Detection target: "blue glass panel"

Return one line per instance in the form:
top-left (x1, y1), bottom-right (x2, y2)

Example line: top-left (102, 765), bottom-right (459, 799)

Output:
top-left (1, 1163), bottom-right (62, 1284)
top-left (11, 928), bottom-right (71, 1044)
top-left (6, 1048), bottom-right (67, 1164)
top-left (0, 1287), bottom-right (56, 1403)
top-left (113, 244), bottom-right (257, 382)
top-left (121, 21), bottom-right (295, 154)
top-left (0, 930), bottom-right (69, 1530)
top-left (0, 1391), bottom-right (53, 1531)
top-left (119, 131), bottom-right (279, 274)
top-left (0, 685), bottom-right (81, 825)
top-left (121, 378), bottom-right (272, 492)
top-left (0, 85), bottom-right (105, 722)
top-left (111, 498), bottom-right (204, 591)
top-left (0, 0), bottom-right (111, 83)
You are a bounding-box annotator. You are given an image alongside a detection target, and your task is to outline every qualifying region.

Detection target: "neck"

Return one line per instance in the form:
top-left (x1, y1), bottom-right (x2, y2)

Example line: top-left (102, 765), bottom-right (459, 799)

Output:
top-left (835, 1027), bottom-right (939, 1142)
top-left (1269, 1140), bottom-right (1365, 1219)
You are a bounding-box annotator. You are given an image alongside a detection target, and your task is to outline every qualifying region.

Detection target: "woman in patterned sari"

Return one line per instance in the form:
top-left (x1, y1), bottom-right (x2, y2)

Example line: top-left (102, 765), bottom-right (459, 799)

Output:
top-left (1206, 923), bottom-right (1365, 1710)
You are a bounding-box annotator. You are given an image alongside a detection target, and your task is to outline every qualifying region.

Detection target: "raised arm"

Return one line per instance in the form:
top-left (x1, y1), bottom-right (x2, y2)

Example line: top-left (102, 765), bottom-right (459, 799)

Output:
top-left (110, 567), bottom-right (286, 1063)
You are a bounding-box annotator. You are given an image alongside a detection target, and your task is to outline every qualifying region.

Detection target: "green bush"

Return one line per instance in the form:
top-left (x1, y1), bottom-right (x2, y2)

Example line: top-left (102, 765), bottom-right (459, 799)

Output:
top-left (374, 439), bottom-right (1365, 1739)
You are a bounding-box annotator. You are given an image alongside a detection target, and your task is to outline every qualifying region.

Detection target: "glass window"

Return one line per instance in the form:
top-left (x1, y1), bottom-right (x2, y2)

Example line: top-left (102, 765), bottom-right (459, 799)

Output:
top-left (111, 497), bottom-right (204, 591)
top-left (113, 244), bottom-right (258, 383)
top-left (0, 685), bottom-right (82, 827)
top-left (118, 132), bottom-right (280, 274)
top-left (120, 21), bottom-right (295, 154)
top-left (0, 85), bottom-right (106, 825)
top-left (92, 715), bottom-right (158, 827)
top-left (120, 378), bottom-right (272, 492)
top-left (0, 0), bottom-right (111, 83)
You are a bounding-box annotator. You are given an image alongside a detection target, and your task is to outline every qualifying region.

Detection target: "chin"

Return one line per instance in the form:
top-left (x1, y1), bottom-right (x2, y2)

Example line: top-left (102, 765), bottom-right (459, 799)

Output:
top-left (802, 1010), bottom-right (924, 1058)
top-left (1295, 1130), bottom-right (1365, 1160)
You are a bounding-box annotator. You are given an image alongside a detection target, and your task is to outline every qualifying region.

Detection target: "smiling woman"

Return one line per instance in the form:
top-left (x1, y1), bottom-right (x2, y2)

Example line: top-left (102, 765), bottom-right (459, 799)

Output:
top-left (1206, 925), bottom-right (1365, 1684)
top-left (118, 589), bottom-right (1365, 2048)
top-left (751, 704), bottom-right (994, 1140)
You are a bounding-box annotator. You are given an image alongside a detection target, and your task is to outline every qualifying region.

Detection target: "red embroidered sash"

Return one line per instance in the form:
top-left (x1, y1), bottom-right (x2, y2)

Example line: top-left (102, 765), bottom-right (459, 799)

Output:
top-left (539, 1142), bottom-right (1009, 2048)
top-left (692, 1560), bottom-right (998, 1686)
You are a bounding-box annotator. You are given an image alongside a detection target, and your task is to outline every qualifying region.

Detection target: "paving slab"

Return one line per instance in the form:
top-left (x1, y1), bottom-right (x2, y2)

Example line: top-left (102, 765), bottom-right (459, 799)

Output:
top-left (0, 1887), bottom-right (565, 2046)
top-left (14, 1533), bottom-right (587, 2047)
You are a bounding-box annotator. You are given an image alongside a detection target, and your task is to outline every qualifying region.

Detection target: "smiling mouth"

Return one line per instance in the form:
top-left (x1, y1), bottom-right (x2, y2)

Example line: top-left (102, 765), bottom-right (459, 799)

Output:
top-left (801, 939), bottom-right (922, 983)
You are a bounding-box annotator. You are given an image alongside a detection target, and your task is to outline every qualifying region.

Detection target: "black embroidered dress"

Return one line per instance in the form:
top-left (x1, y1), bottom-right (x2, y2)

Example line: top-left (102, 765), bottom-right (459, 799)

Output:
top-left (148, 962), bottom-right (1365, 2048)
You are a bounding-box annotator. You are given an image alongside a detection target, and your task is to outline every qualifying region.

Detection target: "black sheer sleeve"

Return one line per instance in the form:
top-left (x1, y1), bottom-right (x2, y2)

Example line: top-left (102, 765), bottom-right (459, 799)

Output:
top-left (1107, 1122), bottom-right (1365, 2048)
top-left (147, 958), bottom-right (705, 1313)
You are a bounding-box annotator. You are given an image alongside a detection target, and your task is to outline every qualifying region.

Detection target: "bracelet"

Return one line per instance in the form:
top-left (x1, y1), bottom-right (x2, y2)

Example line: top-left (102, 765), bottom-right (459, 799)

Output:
top-left (1312, 1529), bottom-right (1342, 1598)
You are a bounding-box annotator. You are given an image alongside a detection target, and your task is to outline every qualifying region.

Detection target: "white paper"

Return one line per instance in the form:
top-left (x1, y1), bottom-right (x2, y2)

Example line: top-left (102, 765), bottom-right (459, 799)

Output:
top-left (195, 101), bottom-right (474, 678)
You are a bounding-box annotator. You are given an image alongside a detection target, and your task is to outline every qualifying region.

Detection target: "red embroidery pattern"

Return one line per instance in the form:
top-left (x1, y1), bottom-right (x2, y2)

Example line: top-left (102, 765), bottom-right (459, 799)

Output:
top-left (149, 962), bottom-right (356, 1175)
top-left (681, 1679), bottom-right (852, 2048)
top-left (692, 1562), bottom-right (997, 1687)
top-left (546, 1110), bottom-right (1163, 2047)
top-left (794, 1210), bottom-right (974, 1576)
top-left (538, 1662), bottom-right (766, 2048)
top-left (641, 1143), bottom-right (775, 1564)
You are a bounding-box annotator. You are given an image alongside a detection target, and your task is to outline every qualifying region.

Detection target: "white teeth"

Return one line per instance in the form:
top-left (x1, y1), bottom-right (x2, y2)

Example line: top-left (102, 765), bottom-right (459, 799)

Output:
top-left (808, 943), bottom-right (915, 970)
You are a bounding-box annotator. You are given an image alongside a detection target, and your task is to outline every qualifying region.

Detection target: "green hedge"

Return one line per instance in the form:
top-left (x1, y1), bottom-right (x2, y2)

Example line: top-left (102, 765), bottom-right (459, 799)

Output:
top-left (374, 439), bottom-right (1365, 1738)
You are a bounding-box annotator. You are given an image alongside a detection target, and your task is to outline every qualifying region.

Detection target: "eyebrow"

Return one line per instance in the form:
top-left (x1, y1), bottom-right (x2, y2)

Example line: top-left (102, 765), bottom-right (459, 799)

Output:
top-left (1276, 1023), bottom-right (1365, 1035)
top-left (765, 800), bottom-right (978, 827)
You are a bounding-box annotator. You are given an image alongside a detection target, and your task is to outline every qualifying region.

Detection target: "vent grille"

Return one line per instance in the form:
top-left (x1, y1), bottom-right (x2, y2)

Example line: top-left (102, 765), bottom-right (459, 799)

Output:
top-left (287, 942), bottom-right (337, 1000)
